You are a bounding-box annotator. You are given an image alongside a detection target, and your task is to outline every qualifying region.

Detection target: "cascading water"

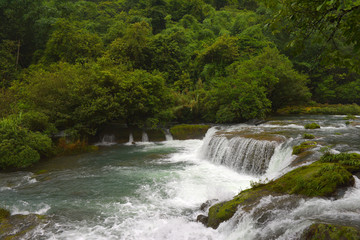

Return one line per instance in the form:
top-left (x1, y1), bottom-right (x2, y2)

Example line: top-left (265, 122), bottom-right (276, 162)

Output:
top-left (201, 128), bottom-right (279, 175)
top-left (142, 131), bottom-right (149, 142)
top-left (164, 129), bottom-right (174, 141)
top-left (1, 115), bottom-right (359, 239)
top-left (96, 134), bottom-right (116, 146)
top-left (128, 133), bottom-right (134, 143)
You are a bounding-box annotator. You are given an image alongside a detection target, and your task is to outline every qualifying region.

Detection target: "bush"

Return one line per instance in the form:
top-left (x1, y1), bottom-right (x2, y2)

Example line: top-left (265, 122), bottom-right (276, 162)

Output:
top-left (0, 117), bottom-right (53, 170)
top-left (20, 111), bottom-right (57, 135)
top-left (304, 123), bottom-right (320, 129)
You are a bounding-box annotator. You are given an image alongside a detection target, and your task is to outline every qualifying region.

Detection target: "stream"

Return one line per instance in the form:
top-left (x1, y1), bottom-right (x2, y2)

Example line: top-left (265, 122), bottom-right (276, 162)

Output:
top-left (1, 115), bottom-right (360, 239)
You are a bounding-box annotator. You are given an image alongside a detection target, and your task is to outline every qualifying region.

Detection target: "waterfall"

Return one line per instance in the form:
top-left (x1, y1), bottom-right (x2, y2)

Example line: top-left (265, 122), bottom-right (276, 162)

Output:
top-left (142, 131), bottom-right (149, 142)
top-left (128, 133), bottom-right (134, 144)
top-left (201, 128), bottom-right (279, 175)
top-left (164, 129), bottom-right (173, 141)
top-left (96, 134), bottom-right (116, 146)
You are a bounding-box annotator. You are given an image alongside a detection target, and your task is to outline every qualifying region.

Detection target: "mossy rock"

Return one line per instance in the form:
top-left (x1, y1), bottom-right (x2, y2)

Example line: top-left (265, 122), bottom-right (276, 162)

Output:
top-left (207, 188), bottom-right (276, 229)
top-left (268, 162), bottom-right (353, 197)
top-left (320, 152), bottom-right (360, 174)
top-left (0, 208), bottom-right (10, 220)
top-left (206, 161), bottom-right (354, 229)
top-left (293, 141), bottom-right (317, 155)
top-left (302, 223), bottom-right (360, 240)
top-left (0, 213), bottom-right (47, 239)
top-left (304, 123), bottom-right (321, 129)
top-left (303, 133), bottom-right (315, 139)
top-left (170, 124), bottom-right (210, 140)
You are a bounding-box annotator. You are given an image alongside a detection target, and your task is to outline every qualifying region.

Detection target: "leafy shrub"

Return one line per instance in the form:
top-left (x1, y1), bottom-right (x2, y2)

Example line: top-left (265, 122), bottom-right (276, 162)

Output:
top-left (0, 117), bottom-right (52, 170)
top-left (20, 111), bottom-right (57, 135)
top-left (304, 123), bottom-right (320, 129)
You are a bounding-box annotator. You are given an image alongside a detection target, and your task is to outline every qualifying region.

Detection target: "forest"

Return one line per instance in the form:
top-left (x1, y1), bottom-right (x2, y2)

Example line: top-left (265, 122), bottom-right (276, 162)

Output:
top-left (1, 0), bottom-right (360, 169)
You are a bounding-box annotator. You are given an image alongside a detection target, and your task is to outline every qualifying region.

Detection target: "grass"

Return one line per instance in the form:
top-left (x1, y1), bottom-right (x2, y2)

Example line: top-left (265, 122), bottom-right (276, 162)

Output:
top-left (320, 152), bottom-right (360, 174)
top-left (170, 124), bottom-right (210, 140)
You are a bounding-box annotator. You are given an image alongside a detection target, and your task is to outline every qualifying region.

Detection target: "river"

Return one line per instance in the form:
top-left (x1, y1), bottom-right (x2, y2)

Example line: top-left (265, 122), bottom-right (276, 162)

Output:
top-left (1, 115), bottom-right (359, 239)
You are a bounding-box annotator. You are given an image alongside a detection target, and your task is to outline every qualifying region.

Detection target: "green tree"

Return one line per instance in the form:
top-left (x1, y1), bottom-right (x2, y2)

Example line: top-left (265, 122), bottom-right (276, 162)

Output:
top-left (115, 70), bottom-right (173, 127)
top-left (108, 21), bottom-right (153, 69)
top-left (42, 19), bottom-right (103, 64)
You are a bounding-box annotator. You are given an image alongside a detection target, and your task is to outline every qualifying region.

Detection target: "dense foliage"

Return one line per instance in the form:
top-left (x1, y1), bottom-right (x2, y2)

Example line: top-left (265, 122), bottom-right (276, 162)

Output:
top-left (0, 0), bottom-right (359, 169)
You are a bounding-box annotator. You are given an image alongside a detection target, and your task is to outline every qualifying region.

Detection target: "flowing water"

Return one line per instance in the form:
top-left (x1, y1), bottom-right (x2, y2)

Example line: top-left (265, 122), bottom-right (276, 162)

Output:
top-left (0, 115), bottom-right (360, 239)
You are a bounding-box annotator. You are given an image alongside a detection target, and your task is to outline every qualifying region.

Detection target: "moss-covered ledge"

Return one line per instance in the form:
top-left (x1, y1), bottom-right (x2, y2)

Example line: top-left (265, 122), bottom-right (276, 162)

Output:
top-left (205, 160), bottom-right (355, 229)
top-left (301, 223), bottom-right (360, 240)
top-left (170, 124), bottom-right (211, 140)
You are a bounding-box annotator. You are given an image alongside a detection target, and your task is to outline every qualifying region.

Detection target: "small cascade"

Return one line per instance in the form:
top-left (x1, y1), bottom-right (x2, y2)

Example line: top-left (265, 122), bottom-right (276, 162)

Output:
top-left (128, 133), bottom-right (134, 144)
top-left (265, 138), bottom-right (295, 178)
top-left (164, 129), bottom-right (173, 141)
top-left (142, 131), bottom-right (149, 142)
top-left (96, 134), bottom-right (116, 146)
top-left (201, 128), bottom-right (279, 175)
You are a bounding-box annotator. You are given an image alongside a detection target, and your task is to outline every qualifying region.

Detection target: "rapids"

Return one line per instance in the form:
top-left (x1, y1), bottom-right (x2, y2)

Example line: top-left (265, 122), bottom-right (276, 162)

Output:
top-left (0, 115), bottom-right (359, 239)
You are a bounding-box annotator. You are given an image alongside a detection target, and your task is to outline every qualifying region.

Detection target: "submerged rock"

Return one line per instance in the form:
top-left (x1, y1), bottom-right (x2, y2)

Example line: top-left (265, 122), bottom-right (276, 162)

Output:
top-left (0, 213), bottom-right (47, 239)
top-left (301, 223), bottom-right (360, 240)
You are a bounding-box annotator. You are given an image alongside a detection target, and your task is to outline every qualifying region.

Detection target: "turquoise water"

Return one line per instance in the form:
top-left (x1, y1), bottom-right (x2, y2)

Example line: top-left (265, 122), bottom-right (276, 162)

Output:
top-left (1, 115), bottom-right (360, 239)
top-left (0, 140), bottom-right (255, 239)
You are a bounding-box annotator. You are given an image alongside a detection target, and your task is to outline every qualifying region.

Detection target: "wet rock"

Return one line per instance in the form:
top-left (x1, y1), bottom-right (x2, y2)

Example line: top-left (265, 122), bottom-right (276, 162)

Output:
top-left (200, 199), bottom-right (218, 211)
top-left (196, 215), bottom-right (208, 226)
top-left (301, 223), bottom-right (360, 240)
top-left (245, 119), bottom-right (267, 126)
top-left (0, 213), bottom-right (47, 239)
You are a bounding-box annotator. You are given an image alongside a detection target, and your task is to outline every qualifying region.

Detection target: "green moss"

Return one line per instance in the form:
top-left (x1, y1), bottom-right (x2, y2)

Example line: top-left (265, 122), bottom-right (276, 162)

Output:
top-left (207, 161), bottom-right (354, 229)
top-left (170, 124), bottom-right (210, 140)
top-left (207, 188), bottom-right (272, 229)
top-left (268, 162), bottom-right (354, 197)
top-left (0, 208), bottom-right (10, 220)
top-left (293, 141), bottom-right (317, 155)
top-left (304, 123), bottom-right (320, 129)
top-left (320, 152), bottom-right (360, 174)
top-left (344, 114), bottom-right (357, 120)
top-left (34, 169), bottom-right (48, 175)
top-left (302, 223), bottom-right (360, 240)
top-left (303, 134), bottom-right (315, 139)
